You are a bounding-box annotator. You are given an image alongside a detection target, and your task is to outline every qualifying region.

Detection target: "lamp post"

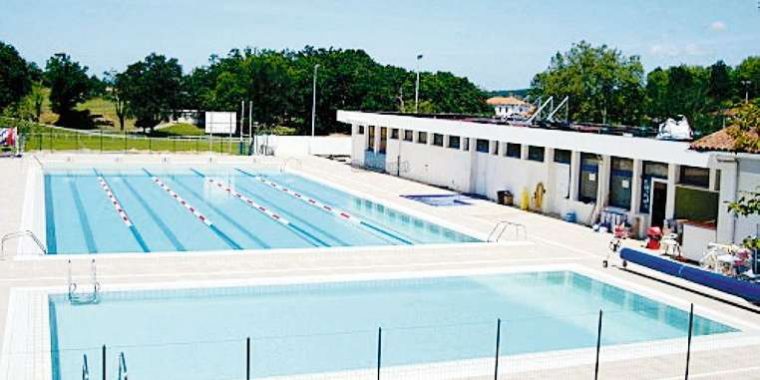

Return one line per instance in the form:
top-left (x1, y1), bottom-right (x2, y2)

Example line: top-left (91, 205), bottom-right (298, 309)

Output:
top-left (310, 64), bottom-right (320, 155)
top-left (415, 54), bottom-right (423, 113)
top-left (741, 80), bottom-right (752, 104)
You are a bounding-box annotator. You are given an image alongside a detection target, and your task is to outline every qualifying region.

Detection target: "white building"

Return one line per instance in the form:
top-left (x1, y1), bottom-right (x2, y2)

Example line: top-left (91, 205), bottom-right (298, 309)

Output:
top-left (486, 96), bottom-right (532, 118)
top-left (338, 111), bottom-right (760, 256)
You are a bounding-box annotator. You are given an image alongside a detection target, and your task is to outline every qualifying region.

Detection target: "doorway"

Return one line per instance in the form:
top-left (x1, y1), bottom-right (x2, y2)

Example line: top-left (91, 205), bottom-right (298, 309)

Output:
top-left (649, 179), bottom-right (668, 228)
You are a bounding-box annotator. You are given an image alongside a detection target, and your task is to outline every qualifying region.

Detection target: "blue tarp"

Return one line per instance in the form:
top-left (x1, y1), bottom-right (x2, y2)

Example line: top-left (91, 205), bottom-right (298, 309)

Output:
top-left (620, 247), bottom-right (760, 304)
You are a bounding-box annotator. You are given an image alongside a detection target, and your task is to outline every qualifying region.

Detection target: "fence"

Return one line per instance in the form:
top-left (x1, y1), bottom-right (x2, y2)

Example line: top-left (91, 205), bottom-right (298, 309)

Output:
top-left (2, 302), bottom-right (741, 380)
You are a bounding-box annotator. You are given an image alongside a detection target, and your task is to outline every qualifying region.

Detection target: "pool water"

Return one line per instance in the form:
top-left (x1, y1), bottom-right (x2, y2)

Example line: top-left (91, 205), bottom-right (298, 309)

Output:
top-left (43, 166), bottom-right (478, 254)
top-left (49, 271), bottom-right (735, 379)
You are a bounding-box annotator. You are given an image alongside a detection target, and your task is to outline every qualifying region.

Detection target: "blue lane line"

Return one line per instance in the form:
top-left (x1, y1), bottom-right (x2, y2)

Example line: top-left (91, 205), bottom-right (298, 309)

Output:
top-left (237, 168), bottom-right (414, 246)
top-left (144, 169), bottom-right (242, 251)
top-left (170, 171), bottom-right (271, 248)
top-left (194, 169), bottom-right (327, 247)
top-left (93, 169), bottom-right (150, 253)
top-left (44, 175), bottom-right (57, 254)
top-left (67, 172), bottom-right (97, 254)
top-left (119, 174), bottom-right (187, 252)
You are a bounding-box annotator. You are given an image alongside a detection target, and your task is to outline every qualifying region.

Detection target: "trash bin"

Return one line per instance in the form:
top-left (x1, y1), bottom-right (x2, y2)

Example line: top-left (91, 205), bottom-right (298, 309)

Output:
top-left (497, 190), bottom-right (513, 206)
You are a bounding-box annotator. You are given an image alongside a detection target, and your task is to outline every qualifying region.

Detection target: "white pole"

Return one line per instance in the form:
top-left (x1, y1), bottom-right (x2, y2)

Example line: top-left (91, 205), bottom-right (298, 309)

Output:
top-left (414, 54), bottom-right (423, 113)
top-left (310, 64), bottom-right (320, 155)
top-left (248, 100), bottom-right (253, 154)
top-left (239, 101), bottom-right (244, 143)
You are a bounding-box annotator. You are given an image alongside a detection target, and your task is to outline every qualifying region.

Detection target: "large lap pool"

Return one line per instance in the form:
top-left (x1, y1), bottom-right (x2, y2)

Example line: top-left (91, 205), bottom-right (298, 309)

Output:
top-left (49, 271), bottom-right (735, 379)
top-left (42, 166), bottom-right (478, 254)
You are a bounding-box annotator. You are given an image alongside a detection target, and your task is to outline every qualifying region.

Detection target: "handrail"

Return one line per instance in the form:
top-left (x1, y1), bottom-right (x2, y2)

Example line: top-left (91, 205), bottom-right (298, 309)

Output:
top-left (280, 157), bottom-right (302, 172)
top-left (1, 230), bottom-right (47, 258)
top-left (68, 259), bottom-right (100, 305)
top-left (118, 352), bottom-right (128, 380)
top-left (82, 353), bottom-right (90, 380)
top-left (487, 221), bottom-right (528, 242)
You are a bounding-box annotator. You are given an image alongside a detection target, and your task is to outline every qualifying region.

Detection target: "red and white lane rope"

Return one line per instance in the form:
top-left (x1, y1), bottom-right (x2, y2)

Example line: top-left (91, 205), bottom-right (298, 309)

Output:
top-left (97, 177), bottom-right (133, 227)
top-left (152, 177), bottom-right (212, 226)
top-left (254, 176), bottom-right (361, 224)
top-left (207, 178), bottom-right (291, 226)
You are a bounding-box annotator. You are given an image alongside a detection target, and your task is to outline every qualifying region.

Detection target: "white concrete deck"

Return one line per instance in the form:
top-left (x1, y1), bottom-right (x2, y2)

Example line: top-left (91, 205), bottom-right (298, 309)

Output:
top-left (1, 153), bottom-right (759, 380)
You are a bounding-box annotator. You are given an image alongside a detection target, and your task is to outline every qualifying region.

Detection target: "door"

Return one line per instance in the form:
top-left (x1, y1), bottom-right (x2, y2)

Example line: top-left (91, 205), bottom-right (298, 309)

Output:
top-left (650, 181), bottom-right (667, 228)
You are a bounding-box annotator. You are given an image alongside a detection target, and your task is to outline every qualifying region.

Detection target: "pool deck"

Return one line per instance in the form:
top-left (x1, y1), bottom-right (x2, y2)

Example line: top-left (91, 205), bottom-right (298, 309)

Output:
top-left (1, 153), bottom-right (760, 379)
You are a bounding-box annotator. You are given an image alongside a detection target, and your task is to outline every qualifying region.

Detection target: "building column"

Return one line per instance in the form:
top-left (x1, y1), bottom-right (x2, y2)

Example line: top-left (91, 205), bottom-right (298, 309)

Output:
top-left (544, 148), bottom-right (556, 214)
top-left (665, 163), bottom-right (678, 220)
top-left (629, 159), bottom-right (643, 236)
top-left (716, 157), bottom-right (738, 243)
top-left (569, 150), bottom-right (581, 201)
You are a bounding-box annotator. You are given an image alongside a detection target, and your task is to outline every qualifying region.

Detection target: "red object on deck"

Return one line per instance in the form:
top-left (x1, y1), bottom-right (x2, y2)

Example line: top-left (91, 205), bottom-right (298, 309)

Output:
top-left (645, 227), bottom-right (662, 250)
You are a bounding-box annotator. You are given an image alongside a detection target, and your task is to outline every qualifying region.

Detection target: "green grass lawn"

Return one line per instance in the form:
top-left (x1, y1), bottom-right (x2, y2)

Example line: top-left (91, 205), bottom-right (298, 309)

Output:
top-left (39, 91), bottom-right (138, 131)
top-left (151, 123), bottom-right (206, 137)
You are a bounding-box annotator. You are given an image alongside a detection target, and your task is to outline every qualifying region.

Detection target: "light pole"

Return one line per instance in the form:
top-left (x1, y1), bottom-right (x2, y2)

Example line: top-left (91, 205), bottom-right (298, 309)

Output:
top-left (310, 64), bottom-right (320, 155)
top-left (741, 80), bottom-right (752, 103)
top-left (415, 54), bottom-right (423, 113)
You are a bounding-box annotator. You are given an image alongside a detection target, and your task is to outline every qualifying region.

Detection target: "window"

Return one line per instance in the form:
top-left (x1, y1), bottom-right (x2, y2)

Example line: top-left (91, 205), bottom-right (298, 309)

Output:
top-left (505, 143), bottom-right (521, 158)
top-left (554, 149), bottom-right (571, 164)
top-left (432, 133), bottom-right (444, 146)
top-left (403, 130), bottom-right (413, 141)
top-left (358, 125), bottom-right (364, 134)
top-left (579, 153), bottom-right (600, 203)
top-left (417, 131), bottom-right (427, 144)
top-left (714, 169), bottom-right (721, 191)
top-left (640, 161), bottom-right (668, 213)
top-left (527, 146), bottom-right (545, 162)
top-left (379, 127), bottom-right (387, 153)
top-left (462, 138), bottom-right (470, 151)
top-left (367, 126), bottom-right (375, 151)
top-left (491, 141), bottom-right (499, 155)
top-left (679, 166), bottom-right (709, 188)
top-left (448, 136), bottom-right (461, 149)
top-left (390, 128), bottom-right (399, 139)
top-left (475, 139), bottom-right (489, 153)
top-left (609, 157), bottom-right (633, 209)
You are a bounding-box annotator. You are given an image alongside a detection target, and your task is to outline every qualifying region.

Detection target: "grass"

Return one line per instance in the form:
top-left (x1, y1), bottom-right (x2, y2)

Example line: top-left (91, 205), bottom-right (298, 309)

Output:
top-left (151, 123), bottom-right (206, 137)
top-left (39, 90), bottom-right (138, 131)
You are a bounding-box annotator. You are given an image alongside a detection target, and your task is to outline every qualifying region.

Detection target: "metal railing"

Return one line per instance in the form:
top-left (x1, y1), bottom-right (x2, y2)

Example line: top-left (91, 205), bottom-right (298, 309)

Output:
top-left (1, 230), bottom-right (47, 258)
top-left (487, 221), bottom-right (527, 242)
top-left (82, 353), bottom-right (90, 380)
top-left (67, 259), bottom-right (100, 305)
top-left (117, 352), bottom-right (128, 380)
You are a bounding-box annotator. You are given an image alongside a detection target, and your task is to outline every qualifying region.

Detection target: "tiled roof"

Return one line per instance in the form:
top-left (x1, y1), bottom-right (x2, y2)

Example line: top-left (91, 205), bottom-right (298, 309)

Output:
top-left (486, 96), bottom-right (527, 106)
top-left (690, 126), bottom-right (760, 154)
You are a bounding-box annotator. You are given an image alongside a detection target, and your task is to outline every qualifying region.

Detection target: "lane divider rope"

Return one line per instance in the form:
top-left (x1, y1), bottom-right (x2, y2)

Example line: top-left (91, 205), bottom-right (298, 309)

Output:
top-left (206, 178), bottom-right (291, 226)
top-left (254, 176), bottom-right (362, 224)
top-left (97, 177), bottom-right (133, 227)
top-left (151, 176), bottom-right (213, 226)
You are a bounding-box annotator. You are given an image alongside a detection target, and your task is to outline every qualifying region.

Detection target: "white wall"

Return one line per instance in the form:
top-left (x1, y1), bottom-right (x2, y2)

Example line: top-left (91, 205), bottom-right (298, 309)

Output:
top-left (257, 135), bottom-right (351, 157)
top-left (734, 158), bottom-right (760, 242)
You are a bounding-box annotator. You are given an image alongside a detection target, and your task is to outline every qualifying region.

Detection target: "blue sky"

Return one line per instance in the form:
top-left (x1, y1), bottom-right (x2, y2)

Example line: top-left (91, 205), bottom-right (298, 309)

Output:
top-left (1, 0), bottom-right (759, 90)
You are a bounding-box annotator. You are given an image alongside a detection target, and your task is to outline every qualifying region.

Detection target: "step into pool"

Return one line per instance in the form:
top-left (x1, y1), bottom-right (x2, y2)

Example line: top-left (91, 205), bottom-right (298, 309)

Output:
top-left (43, 166), bottom-right (479, 254)
top-left (48, 271), bottom-right (736, 379)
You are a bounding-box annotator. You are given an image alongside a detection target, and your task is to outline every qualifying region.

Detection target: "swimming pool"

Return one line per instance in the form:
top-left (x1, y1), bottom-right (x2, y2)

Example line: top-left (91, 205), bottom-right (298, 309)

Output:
top-left (48, 270), bottom-right (735, 379)
top-left (42, 166), bottom-right (478, 254)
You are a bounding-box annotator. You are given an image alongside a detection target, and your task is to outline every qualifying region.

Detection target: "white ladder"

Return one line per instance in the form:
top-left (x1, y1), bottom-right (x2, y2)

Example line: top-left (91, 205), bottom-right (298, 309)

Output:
top-left (487, 221), bottom-right (528, 242)
top-left (68, 259), bottom-right (100, 305)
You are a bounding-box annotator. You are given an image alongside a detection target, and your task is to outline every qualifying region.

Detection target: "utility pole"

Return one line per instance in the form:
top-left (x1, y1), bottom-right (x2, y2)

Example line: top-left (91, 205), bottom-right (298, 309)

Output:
top-left (415, 54), bottom-right (423, 113)
top-left (310, 64), bottom-right (320, 155)
top-left (741, 80), bottom-right (752, 103)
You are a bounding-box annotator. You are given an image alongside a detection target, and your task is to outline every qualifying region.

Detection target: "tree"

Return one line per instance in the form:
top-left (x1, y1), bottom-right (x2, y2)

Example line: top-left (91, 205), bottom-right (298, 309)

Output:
top-left (727, 102), bottom-right (760, 152)
top-left (708, 60), bottom-right (732, 104)
top-left (530, 41), bottom-right (645, 125)
top-left (103, 70), bottom-right (130, 130)
top-left (735, 56), bottom-right (760, 102)
top-left (44, 53), bottom-right (90, 121)
top-left (728, 190), bottom-right (760, 250)
top-left (120, 53), bottom-right (183, 132)
top-left (0, 41), bottom-right (32, 112)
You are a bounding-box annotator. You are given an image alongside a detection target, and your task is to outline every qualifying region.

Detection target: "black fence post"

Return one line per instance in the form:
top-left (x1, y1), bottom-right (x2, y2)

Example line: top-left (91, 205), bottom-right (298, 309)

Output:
top-left (38, 133), bottom-right (42, 151)
top-left (685, 304), bottom-right (694, 380)
top-left (494, 318), bottom-right (501, 380)
top-left (49, 128), bottom-right (53, 151)
top-left (246, 337), bottom-right (251, 380)
top-left (376, 327), bottom-right (382, 380)
top-left (100, 130), bottom-right (103, 152)
top-left (101, 344), bottom-right (106, 380)
top-left (594, 310), bottom-right (603, 380)
top-left (123, 131), bottom-right (127, 153)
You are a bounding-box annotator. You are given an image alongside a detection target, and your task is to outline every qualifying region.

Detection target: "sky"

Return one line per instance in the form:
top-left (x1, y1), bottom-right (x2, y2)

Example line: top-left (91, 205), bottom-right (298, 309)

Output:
top-left (1, 0), bottom-right (759, 90)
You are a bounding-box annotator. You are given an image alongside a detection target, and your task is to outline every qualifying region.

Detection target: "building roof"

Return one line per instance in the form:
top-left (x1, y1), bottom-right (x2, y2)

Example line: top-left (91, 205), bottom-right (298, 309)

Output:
top-left (690, 126), bottom-right (760, 154)
top-left (486, 96), bottom-right (527, 106)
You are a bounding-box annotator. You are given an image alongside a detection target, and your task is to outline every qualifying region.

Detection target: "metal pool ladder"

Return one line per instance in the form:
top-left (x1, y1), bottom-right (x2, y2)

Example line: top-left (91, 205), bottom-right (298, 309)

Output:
top-left (117, 352), bottom-right (128, 380)
top-left (1, 230), bottom-right (47, 259)
top-left (487, 221), bottom-right (527, 242)
top-left (67, 259), bottom-right (100, 305)
top-left (81, 353), bottom-right (90, 380)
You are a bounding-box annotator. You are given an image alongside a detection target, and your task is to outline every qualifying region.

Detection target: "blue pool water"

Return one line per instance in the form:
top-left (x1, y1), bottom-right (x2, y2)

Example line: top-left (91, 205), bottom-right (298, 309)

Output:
top-left (43, 166), bottom-right (478, 254)
top-left (49, 271), bottom-right (735, 379)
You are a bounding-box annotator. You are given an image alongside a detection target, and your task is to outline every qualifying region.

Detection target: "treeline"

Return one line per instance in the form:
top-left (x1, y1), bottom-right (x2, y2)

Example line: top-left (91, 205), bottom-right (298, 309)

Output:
top-left (0, 42), bottom-right (490, 134)
top-left (530, 41), bottom-right (760, 134)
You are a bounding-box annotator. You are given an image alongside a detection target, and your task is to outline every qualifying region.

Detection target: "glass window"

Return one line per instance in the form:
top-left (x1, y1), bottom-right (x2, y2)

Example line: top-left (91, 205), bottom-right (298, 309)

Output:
top-left (714, 169), bottom-right (721, 191)
top-left (367, 126), bottom-right (375, 151)
top-left (417, 131), bottom-right (427, 144)
top-left (609, 157), bottom-right (633, 209)
top-left (640, 161), bottom-right (668, 213)
top-left (462, 138), bottom-right (470, 151)
top-left (505, 143), bottom-right (521, 158)
top-left (527, 146), bottom-right (545, 162)
top-left (475, 139), bottom-right (489, 153)
top-left (448, 136), bottom-right (460, 149)
top-left (390, 128), bottom-right (399, 139)
top-left (403, 130), bottom-right (413, 141)
top-left (358, 125), bottom-right (364, 134)
top-left (554, 149), bottom-right (571, 164)
top-left (432, 133), bottom-right (444, 146)
top-left (579, 153), bottom-right (600, 203)
top-left (679, 166), bottom-right (709, 188)
top-left (379, 127), bottom-right (387, 153)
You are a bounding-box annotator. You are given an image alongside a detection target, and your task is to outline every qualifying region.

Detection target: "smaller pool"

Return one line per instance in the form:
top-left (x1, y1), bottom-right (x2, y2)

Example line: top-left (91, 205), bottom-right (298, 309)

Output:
top-left (402, 194), bottom-right (473, 207)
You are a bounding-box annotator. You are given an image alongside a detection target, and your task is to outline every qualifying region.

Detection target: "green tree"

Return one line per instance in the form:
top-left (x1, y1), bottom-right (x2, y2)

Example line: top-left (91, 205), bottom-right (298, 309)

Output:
top-left (120, 53), bottom-right (183, 132)
top-left (735, 56), bottom-right (760, 102)
top-left (708, 60), bottom-right (732, 104)
top-left (727, 102), bottom-right (760, 152)
top-left (0, 41), bottom-right (32, 112)
top-left (103, 70), bottom-right (130, 130)
top-left (44, 53), bottom-right (90, 121)
top-left (530, 41), bottom-right (645, 125)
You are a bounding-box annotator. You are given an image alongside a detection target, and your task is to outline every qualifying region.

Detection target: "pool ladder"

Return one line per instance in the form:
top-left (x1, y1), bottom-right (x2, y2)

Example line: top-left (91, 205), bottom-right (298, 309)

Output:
top-left (81, 351), bottom-right (127, 380)
top-left (487, 221), bottom-right (527, 242)
top-left (0, 230), bottom-right (47, 259)
top-left (81, 354), bottom-right (89, 380)
top-left (68, 259), bottom-right (100, 305)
